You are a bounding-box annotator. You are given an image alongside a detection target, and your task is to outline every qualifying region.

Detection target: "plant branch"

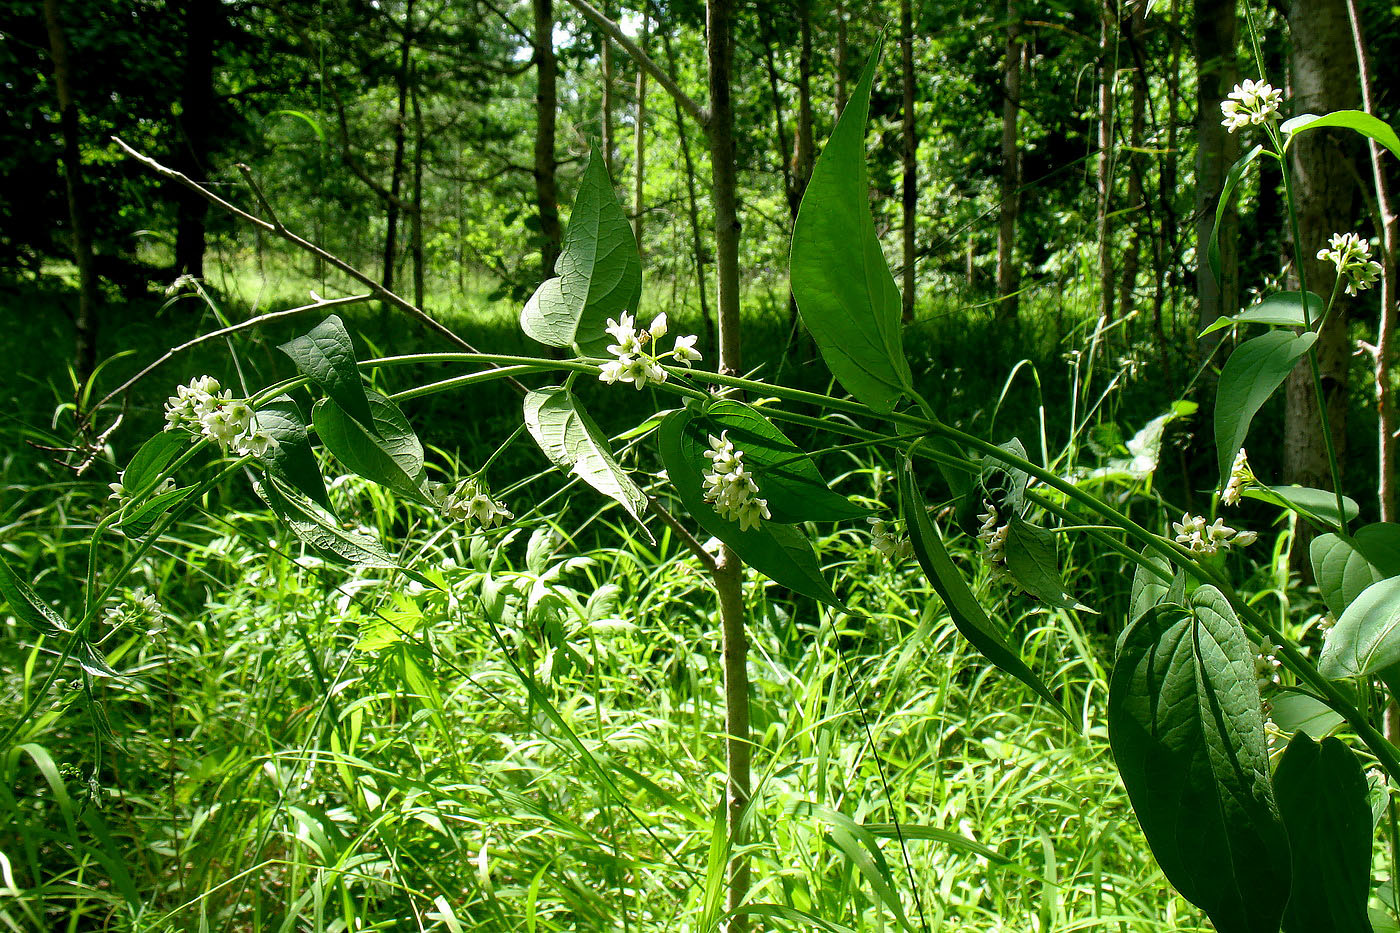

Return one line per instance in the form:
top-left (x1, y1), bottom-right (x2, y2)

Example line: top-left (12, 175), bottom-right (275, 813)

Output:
top-left (563, 0), bottom-right (709, 128)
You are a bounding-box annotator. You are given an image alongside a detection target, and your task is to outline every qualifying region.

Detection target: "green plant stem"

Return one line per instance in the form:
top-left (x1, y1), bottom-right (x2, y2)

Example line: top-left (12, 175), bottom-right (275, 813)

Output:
top-left (1268, 123), bottom-right (1350, 533)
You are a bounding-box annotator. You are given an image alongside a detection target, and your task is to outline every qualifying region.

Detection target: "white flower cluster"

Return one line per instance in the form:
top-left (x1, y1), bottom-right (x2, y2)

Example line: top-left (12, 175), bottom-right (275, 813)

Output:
top-left (1221, 448), bottom-right (1252, 506)
top-left (1255, 638), bottom-right (1283, 689)
top-left (977, 501), bottom-right (1011, 580)
top-left (1172, 513), bottom-right (1258, 556)
top-left (103, 587), bottom-right (162, 634)
top-left (702, 431), bottom-right (770, 531)
top-left (1220, 79), bottom-right (1282, 133)
top-left (867, 516), bottom-right (912, 560)
top-left (108, 475), bottom-right (176, 509)
top-left (164, 376), bottom-right (278, 457)
top-left (598, 312), bottom-right (702, 389)
top-left (434, 478), bottom-right (513, 528)
top-left (1317, 232), bottom-right (1383, 296)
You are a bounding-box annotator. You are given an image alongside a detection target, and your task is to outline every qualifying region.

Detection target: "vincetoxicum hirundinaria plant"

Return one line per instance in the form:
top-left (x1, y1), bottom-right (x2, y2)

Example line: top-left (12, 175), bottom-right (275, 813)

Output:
top-left (9, 40), bottom-right (1400, 933)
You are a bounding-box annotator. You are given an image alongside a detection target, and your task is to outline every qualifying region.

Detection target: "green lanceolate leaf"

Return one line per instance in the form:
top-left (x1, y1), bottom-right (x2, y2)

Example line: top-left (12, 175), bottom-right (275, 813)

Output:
top-left (1243, 484), bottom-right (1359, 532)
top-left (253, 473), bottom-right (395, 568)
top-left (312, 392), bottom-right (427, 502)
top-left (898, 460), bottom-right (1068, 717)
top-left (523, 387), bottom-right (652, 540)
top-left (1199, 290), bottom-right (1327, 338)
top-left (1209, 144), bottom-right (1264, 282)
top-left (790, 39), bottom-right (912, 415)
top-left (1269, 691), bottom-right (1345, 738)
top-left (1311, 523), bottom-right (1400, 616)
top-left (0, 553), bottom-right (70, 638)
top-left (1283, 109), bottom-right (1400, 162)
top-left (1107, 586), bottom-right (1291, 933)
top-left (520, 147), bottom-right (642, 356)
top-left (1215, 329), bottom-right (1317, 484)
top-left (658, 409), bottom-right (841, 608)
top-left (1318, 575), bottom-right (1400, 679)
top-left (119, 431), bottom-right (187, 497)
top-left (698, 400), bottom-right (866, 522)
top-left (1003, 517), bottom-right (1091, 612)
top-left (1274, 733), bottom-right (1373, 933)
top-left (256, 395), bottom-right (332, 513)
top-left (278, 315), bottom-right (374, 429)
top-left (119, 485), bottom-right (196, 538)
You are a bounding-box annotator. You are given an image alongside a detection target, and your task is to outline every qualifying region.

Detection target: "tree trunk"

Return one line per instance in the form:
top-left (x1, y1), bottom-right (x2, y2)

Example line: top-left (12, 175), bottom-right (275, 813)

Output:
top-left (1193, 0), bottom-right (1239, 355)
top-left (899, 0), bottom-right (917, 322)
top-left (1284, 0), bottom-right (1360, 557)
top-left (601, 0), bottom-right (615, 174)
top-left (1154, 0), bottom-right (1183, 340)
top-left (42, 0), bottom-right (99, 386)
top-left (173, 0), bottom-right (216, 280)
top-left (704, 1), bottom-right (749, 925)
top-left (534, 0), bottom-right (562, 278)
top-left (410, 71), bottom-right (425, 310)
top-left (995, 0), bottom-right (1022, 321)
top-left (661, 26), bottom-right (712, 345)
top-left (632, 9), bottom-right (649, 254)
top-left (382, 0), bottom-right (416, 293)
top-left (1095, 0), bottom-right (1117, 327)
top-left (834, 0), bottom-right (848, 118)
top-left (762, 31), bottom-right (793, 213)
top-left (1118, 4), bottom-right (1148, 327)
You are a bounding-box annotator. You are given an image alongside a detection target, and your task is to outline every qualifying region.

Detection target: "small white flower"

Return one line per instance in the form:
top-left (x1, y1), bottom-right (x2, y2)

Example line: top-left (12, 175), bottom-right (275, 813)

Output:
top-left (1172, 512), bottom-right (1257, 556)
top-left (234, 429), bottom-right (279, 458)
top-left (440, 477), bottom-right (513, 528)
top-left (108, 481), bottom-right (130, 507)
top-left (1318, 232), bottom-right (1383, 296)
top-left (647, 312), bottom-right (667, 341)
top-left (672, 334), bottom-right (702, 366)
top-left (1222, 448), bottom-right (1251, 506)
top-left (701, 433), bottom-right (769, 530)
top-left (599, 358), bottom-right (631, 384)
top-left (597, 310), bottom-right (700, 389)
top-left (1220, 78), bottom-right (1282, 133)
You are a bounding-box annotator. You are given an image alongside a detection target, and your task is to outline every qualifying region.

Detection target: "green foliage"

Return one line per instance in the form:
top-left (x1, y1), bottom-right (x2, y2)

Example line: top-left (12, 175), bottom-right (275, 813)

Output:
top-left (1214, 330), bottom-right (1318, 484)
top-left (278, 315), bottom-right (375, 429)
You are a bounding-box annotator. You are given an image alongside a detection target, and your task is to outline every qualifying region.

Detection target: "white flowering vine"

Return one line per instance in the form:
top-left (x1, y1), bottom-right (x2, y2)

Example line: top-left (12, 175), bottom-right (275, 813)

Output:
top-left (1317, 232), bottom-right (1383, 296)
top-left (701, 431), bottom-right (770, 531)
top-left (1172, 513), bottom-right (1258, 556)
top-left (598, 311), bottom-right (702, 389)
top-left (1220, 79), bottom-right (1282, 133)
top-left (1221, 448), bottom-right (1253, 506)
top-left (434, 477), bottom-right (513, 528)
top-left (164, 375), bottom-right (278, 457)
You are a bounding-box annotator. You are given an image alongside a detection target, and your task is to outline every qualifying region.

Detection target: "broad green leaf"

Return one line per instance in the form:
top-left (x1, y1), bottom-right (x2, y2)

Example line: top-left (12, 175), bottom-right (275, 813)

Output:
top-left (791, 39), bottom-right (912, 414)
top-left (253, 473), bottom-right (395, 568)
top-left (523, 387), bottom-right (652, 539)
top-left (695, 401), bottom-right (866, 522)
top-left (1107, 586), bottom-right (1290, 933)
top-left (898, 461), bottom-right (1068, 717)
top-left (520, 147), bottom-right (641, 356)
top-left (1318, 575), bottom-right (1400, 679)
top-left (1003, 517), bottom-right (1091, 611)
top-left (1209, 144), bottom-right (1264, 282)
top-left (1283, 109), bottom-right (1400, 162)
top-left (658, 409), bottom-right (841, 608)
top-left (119, 431), bottom-right (186, 497)
top-left (119, 484), bottom-right (196, 538)
top-left (313, 393), bottom-right (427, 502)
top-left (0, 553), bottom-right (70, 637)
top-left (1243, 484), bottom-right (1359, 531)
top-left (277, 315), bottom-right (374, 429)
top-left (1215, 330), bottom-right (1317, 483)
top-left (1199, 291), bottom-right (1325, 337)
top-left (1127, 547), bottom-right (1174, 625)
top-left (980, 438), bottom-right (1030, 518)
top-left (256, 395), bottom-right (331, 512)
top-left (1275, 734), bottom-right (1373, 932)
top-left (1311, 523), bottom-right (1400, 616)
top-left (1269, 691), bottom-right (1345, 738)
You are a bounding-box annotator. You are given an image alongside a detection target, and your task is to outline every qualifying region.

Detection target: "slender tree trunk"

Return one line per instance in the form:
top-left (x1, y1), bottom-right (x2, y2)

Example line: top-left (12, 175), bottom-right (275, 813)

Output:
top-left (534, 0), bottom-right (562, 278)
top-left (995, 0), bottom-right (1022, 321)
top-left (899, 0), bottom-right (917, 322)
top-left (601, 0), bottom-right (615, 174)
top-left (704, 1), bottom-right (749, 925)
top-left (173, 0), bottom-right (215, 279)
top-left (1095, 0), bottom-right (1117, 327)
top-left (1154, 0), bottom-right (1182, 338)
top-left (762, 32), bottom-right (793, 211)
top-left (661, 27), bottom-right (712, 344)
top-left (633, 9), bottom-right (649, 254)
top-left (410, 73), bottom-right (425, 310)
top-left (1284, 0), bottom-right (1360, 562)
top-left (42, 0), bottom-right (98, 385)
top-left (1194, 0), bottom-right (1239, 355)
top-left (834, 0), bottom-right (848, 117)
top-left (383, 0), bottom-right (416, 293)
top-left (1118, 4), bottom-right (1148, 326)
